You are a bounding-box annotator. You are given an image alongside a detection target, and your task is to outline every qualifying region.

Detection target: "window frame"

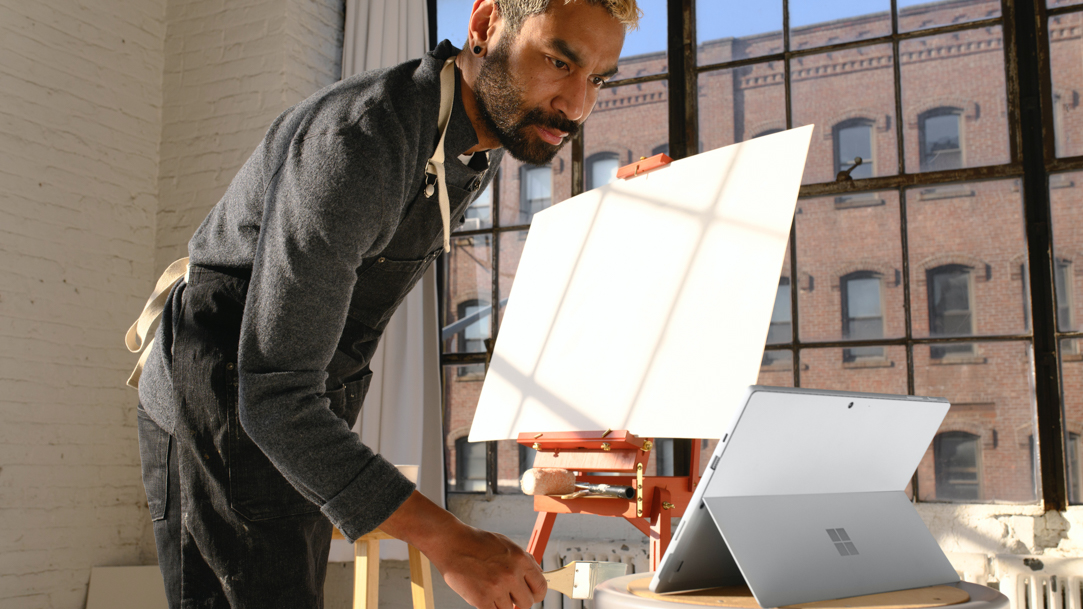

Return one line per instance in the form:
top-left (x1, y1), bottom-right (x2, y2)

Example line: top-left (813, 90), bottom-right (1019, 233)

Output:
top-left (585, 151), bottom-right (622, 190)
top-left (840, 271), bottom-right (887, 363)
top-left (518, 164), bottom-right (553, 225)
top-left (833, 118), bottom-right (877, 180)
top-left (435, 0), bottom-right (1081, 509)
top-left (933, 431), bottom-right (984, 501)
top-left (918, 107), bottom-right (965, 172)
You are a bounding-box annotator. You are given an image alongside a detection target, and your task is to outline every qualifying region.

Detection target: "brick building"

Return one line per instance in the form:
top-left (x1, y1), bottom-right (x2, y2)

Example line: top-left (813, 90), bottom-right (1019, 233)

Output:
top-left (442, 0), bottom-right (1083, 506)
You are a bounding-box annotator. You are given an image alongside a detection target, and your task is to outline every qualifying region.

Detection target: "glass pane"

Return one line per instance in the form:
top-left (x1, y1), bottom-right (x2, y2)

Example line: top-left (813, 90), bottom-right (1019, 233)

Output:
top-left (900, 27), bottom-right (1010, 173)
top-left (444, 364), bottom-right (487, 492)
top-left (586, 80), bottom-right (669, 179)
top-left (442, 235), bottom-right (493, 354)
top-left (455, 179), bottom-right (494, 233)
top-left (788, 0), bottom-right (891, 50)
top-left (801, 345), bottom-right (908, 394)
top-left (1049, 0), bottom-right (1083, 9)
top-left (1050, 13), bottom-right (1083, 157)
top-left (796, 191), bottom-right (904, 343)
top-left (497, 148), bottom-right (572, 227)
top-left (897, 0), bottom-right (1001, 33)
top-left (589, 155), bottom-right (620, 190)
top-left (758, 349), bottom-right (795, 386)
top-left (1061, 338), bottom-right (1083, 505)
top-left (498, 230), bottom-right (530, 328)
top-left (699, 65), bottom-right (787, 153)
top-left (907, 179), bottom-right (1029, 341)
top-left (914, 340), bottom-right (1039, 503)
top-left (435, 0), bottom-right (472, 49)
top-left (498, 439), bottom-right (528, 493)
top-left (697, 1), bottom-right (783, 64)
top-left (615, 0), bottom-right (667, 79)
top-left (791, 44), bottom-right (898, 185)
top-left (1049, 171), bottom-right (1082, 332)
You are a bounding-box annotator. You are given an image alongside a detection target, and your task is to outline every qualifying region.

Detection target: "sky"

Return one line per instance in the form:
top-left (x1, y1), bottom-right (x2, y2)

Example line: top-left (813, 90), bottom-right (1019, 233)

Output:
top-left (436, 0), bottom-right (957, 59)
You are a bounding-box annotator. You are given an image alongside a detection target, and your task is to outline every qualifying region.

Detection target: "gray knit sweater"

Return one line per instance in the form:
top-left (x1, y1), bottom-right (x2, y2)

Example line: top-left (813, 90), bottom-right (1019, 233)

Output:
top-left (138, 41), bottom-right (501, 540)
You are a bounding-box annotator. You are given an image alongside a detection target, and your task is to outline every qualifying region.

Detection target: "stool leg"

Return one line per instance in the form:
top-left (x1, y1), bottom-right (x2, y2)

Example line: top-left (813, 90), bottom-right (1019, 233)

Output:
top-left (408, 545), bottom-right (435, 609)
top-left (355, 537), bottom-right (380, 609)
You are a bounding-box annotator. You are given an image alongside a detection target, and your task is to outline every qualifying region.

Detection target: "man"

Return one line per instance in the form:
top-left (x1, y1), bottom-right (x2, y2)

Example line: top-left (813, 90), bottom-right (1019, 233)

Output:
top-left (132, 0), bottom-right (638, 607)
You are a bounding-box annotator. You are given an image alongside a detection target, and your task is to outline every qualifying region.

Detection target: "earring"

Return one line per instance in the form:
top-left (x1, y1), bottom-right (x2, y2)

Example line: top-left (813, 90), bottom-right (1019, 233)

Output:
top-left (473, 45), bottom-right (482, 55)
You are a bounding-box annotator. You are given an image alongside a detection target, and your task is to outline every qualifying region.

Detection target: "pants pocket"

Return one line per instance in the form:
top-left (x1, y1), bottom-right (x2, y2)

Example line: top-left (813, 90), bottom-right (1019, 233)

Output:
top-left (137, 405), bottom-right (171, 522)
top-left (226, 386), bottom-right (322, 522)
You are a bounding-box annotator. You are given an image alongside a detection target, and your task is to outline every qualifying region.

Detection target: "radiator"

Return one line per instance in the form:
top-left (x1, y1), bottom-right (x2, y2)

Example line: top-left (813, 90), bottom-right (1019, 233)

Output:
top-left (996, 556), bottom-right (1083, 609)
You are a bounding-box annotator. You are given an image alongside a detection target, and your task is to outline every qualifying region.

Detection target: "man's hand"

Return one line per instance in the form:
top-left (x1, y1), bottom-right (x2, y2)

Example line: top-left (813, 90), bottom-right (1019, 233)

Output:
top-left (379, 491), bottom-right (547, 609)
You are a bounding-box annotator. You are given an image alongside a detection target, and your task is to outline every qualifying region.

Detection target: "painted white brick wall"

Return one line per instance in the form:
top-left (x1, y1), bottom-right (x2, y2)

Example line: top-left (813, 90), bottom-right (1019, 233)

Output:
top-left (1, 0), bottom-right (343, 606)
top-left (155, 0), bottom-right (344, 272)
top-left (0, 0), bottom-right (167, 606)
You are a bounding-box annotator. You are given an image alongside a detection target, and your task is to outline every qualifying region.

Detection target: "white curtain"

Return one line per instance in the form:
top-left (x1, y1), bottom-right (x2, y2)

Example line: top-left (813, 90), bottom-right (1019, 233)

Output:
top-left (330, 0), bottom-right (444, 563)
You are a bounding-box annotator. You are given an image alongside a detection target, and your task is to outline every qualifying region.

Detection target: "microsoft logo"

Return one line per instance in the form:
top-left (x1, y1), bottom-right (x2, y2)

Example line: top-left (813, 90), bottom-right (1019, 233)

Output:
top-left (827, 528), bottom-right (860, 556)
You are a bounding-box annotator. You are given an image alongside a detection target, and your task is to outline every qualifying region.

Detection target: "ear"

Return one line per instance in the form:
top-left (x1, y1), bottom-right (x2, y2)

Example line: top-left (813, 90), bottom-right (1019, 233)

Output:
top-left (467, 0), bottom-right (502, 47)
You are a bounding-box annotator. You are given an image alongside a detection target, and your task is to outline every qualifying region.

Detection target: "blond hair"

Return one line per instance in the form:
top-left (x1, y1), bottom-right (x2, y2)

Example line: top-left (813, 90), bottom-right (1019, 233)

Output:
top-left (495, 0), bottom-right (642, 33)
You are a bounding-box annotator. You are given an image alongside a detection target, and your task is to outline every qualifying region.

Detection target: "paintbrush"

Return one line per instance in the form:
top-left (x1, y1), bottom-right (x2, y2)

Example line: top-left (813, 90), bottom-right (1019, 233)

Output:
top-left (543, 561), bottom-right (631, 600)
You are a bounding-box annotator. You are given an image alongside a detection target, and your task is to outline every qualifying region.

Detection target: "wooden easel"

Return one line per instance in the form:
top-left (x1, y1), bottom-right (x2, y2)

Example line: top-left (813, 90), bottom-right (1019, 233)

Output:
top-left (518, 430), bottom-right (701, 571)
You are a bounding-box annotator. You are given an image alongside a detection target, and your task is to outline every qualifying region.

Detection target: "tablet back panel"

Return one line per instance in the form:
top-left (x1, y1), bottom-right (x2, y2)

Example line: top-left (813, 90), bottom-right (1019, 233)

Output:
top-left (650, 386), bottom-right (953, 600)
top-left (707, 492), bottom-right (958, 608)
top-left (705, 388), bottom-right (948, 497)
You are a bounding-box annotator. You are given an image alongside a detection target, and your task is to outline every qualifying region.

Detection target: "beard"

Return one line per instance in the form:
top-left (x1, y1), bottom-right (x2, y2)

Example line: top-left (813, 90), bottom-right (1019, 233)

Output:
top-left (473, 39), bottom-right (580, 166)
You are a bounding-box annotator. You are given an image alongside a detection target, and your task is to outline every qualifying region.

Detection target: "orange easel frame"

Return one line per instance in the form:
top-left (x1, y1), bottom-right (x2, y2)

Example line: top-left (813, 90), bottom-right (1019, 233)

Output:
top-left (517, 430), bottom-right (700, 571)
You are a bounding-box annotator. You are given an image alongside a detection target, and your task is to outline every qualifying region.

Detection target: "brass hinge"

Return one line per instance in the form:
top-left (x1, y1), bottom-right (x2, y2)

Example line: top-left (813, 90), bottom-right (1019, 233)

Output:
top-left (636, 463), bottom-right (644, 517)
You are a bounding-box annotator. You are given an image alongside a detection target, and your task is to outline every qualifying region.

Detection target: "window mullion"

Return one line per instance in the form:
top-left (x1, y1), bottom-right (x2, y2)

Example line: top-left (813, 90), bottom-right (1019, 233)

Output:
top-left (1011, 0), bottom-right (1068, 511)
top-left (667, 0), bottom-right (697, 159)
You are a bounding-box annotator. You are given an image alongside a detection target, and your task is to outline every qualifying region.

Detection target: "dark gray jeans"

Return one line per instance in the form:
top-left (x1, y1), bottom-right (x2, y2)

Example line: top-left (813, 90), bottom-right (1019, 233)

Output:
top-left (137, 266), bottom-right (368, 608)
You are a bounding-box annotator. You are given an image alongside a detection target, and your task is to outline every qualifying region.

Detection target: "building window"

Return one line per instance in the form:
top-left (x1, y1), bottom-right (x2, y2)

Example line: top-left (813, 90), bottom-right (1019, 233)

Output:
top-left (655, 438), bottom-right (675, 476)
top-left (841, 272), bottom-right (884, 362)
top-left (456, 300), bottom-right (490, 376)
top-left (455, 436), bottom-right (487, 492)
top-left (927, 264), bottom-right (975, 359)
top-left (834, 119), bottom-right (874, 180)
top-left (462, 181), bottom-right (492, 231)
top-left (652, 143), bottom-right (670, 156)
top-left (763, 278), bottom-right (792, 366)
top-left (1055, 259), bottom-right (1074, 332)
top-left (520, 165), bottom-right (552, 224)
top-left (934, 431), bottom-right (982, 501)
top-left (754, 128), bottom-right (784, 139)
top-left (586, 152), bottom-right (620, 190)
top-left (919, 108), bottom-right (963, 172)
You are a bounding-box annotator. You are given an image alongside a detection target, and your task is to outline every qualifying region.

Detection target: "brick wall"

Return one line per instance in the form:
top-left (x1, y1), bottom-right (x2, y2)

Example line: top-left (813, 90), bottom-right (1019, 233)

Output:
top-left (0, 0), bottom-right (343, 606)
top-left (0, 0), bottom-right (167, 606)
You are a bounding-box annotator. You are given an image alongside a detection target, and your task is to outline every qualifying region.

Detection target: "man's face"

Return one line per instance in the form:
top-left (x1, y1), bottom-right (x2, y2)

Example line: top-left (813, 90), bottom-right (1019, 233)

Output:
top-left (473, 1), bottom-right (625, 165)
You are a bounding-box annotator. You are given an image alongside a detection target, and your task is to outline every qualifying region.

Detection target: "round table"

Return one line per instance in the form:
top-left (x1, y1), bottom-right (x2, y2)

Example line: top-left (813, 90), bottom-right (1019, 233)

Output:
top-left (593, 575), bottom-right (1009, 609)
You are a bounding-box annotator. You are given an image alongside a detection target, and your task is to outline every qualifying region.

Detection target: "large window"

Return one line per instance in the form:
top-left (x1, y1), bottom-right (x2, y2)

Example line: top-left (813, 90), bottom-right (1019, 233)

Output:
top-left (437, 0), bottom-right (1083, 508)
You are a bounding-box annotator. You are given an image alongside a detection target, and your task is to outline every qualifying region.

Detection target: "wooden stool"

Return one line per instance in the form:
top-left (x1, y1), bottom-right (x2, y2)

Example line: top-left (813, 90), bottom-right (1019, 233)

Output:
top-left (332, 528), bottom-right (435, 609)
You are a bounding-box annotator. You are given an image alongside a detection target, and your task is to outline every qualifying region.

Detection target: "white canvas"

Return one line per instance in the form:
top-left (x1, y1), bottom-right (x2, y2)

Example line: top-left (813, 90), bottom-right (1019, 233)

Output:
top-left (468, 126), bottom-right (814, 441)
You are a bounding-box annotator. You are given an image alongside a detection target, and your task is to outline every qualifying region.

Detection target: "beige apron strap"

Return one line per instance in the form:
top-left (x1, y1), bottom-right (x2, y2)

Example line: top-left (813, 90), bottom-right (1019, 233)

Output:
top-left (125, 257), bottom-right (189, 388)
top-left (426, 57), bottom-right (457, 253)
